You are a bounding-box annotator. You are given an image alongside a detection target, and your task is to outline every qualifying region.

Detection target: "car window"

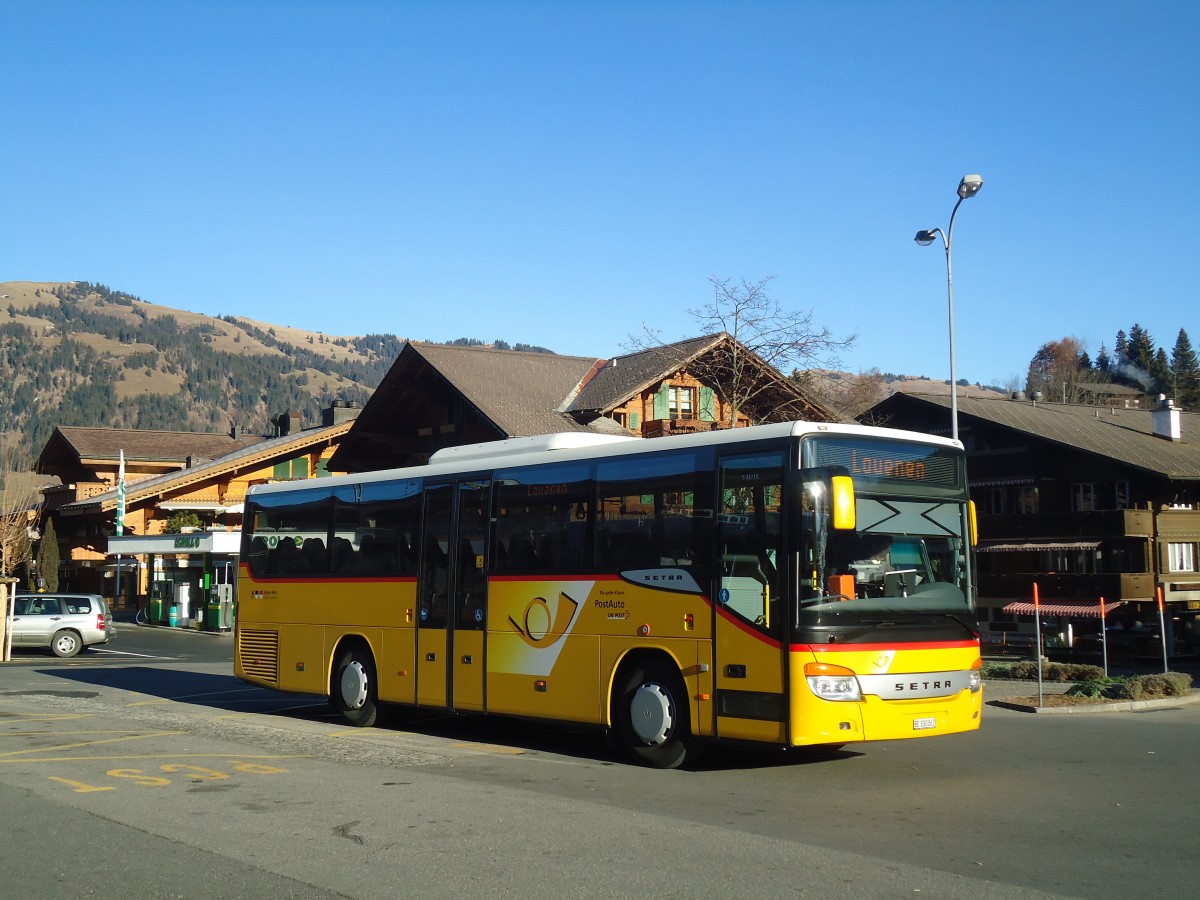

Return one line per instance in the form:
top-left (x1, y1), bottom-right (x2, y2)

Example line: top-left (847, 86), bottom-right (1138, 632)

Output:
top-left (23, 598), bottom-right (60, 615)
top-left (65, 598), bottom-right (93, 614)
top-left (15, 597), bottom-right (31, 615)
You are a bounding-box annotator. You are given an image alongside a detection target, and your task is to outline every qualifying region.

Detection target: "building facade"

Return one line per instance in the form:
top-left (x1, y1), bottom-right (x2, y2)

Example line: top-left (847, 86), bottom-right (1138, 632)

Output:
top-left (867, 392), bottom-right (1200, 659)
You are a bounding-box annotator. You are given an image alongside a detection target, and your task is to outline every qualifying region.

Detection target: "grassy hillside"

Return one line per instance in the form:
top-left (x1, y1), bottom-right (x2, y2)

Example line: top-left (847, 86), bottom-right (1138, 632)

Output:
top-left (1, 280), bottom-right (399, 449)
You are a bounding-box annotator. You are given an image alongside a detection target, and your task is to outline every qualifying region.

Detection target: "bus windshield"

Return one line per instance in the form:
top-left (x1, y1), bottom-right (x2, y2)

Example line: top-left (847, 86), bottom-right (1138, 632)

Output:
top-left (799, 435), bottom-right (974, 622)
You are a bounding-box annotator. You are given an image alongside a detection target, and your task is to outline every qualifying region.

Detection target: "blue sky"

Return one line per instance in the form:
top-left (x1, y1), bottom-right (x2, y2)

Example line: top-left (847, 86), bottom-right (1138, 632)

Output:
top-left (4, 1), bottom-right (1197, 389)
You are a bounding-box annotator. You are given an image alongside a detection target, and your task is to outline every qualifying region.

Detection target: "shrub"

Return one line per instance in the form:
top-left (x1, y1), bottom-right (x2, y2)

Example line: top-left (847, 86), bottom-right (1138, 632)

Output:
top-left (981, 661), bottom-right (1013, 679)
top-left (1002, 661), bottom-right (1105, 682)
top-left (1008, 661), bottom-right (1039, 680)
top-left (1117, 672), bottom-right (1193, 700)
top-left (1067, 677), bottom-right (1122, 699)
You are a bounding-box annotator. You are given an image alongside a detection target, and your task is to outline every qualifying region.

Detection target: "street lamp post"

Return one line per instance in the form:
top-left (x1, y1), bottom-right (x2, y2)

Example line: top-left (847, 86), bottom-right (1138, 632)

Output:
top-left (915, 174), bottom-right (983, 443)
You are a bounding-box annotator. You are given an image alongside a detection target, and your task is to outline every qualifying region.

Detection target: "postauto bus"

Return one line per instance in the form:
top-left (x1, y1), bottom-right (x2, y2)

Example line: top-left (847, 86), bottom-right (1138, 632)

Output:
top-left (235, 421), bottom-right (981, 767)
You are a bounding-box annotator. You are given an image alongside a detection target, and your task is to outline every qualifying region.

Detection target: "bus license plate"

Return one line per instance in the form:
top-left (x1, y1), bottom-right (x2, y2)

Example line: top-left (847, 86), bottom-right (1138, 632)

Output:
top-left (913, 717), bottom-right (937, 731)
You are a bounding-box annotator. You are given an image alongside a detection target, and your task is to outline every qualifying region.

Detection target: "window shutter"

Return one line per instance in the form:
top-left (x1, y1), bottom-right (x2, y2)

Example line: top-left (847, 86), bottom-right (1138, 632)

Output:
top-left (273, 461), bottom-right (290, 479)
top-left (292, 457), bottom-right (310, 479)
top-left (629, 411), bottom-right (640, 431)
top-left (699, 386), bottom-right (716, 421)
top-left (653, 383), bottom-right (669, 420)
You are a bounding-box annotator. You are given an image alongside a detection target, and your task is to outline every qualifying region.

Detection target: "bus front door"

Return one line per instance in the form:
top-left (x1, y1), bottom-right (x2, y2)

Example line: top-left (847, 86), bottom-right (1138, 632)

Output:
top-left (713, 451), bottom-right (788, 744)
top-left (416, 480), bottom-right (489, 711)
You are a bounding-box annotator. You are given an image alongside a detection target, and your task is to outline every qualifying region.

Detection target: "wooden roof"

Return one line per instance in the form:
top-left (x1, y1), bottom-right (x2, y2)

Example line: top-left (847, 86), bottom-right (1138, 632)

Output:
top-left (873, 393), bottom-right (1200, 481)
top-left (38, 426), bottom-right (262, 474)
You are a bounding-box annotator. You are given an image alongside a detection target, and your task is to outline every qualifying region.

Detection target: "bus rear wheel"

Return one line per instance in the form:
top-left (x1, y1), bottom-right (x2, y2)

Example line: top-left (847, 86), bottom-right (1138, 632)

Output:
top-left (331, 645), bottom-right (378, 727)
top-left (613, 661), bottom-right (698, 769)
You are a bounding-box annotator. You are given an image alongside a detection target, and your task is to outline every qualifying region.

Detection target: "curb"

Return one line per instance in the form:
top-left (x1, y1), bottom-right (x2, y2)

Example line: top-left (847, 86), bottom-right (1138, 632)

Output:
top-left (131, 620), bottom-right (232, 637)
top-left (988, 691), bottom-right (1200, 715)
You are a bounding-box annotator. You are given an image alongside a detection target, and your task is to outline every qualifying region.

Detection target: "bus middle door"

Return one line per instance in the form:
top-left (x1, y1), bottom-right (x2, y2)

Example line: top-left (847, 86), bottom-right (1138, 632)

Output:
top-left (416, 479), bottom-right (489, 711)
top-left (713, 451), bottom-right (788, 744)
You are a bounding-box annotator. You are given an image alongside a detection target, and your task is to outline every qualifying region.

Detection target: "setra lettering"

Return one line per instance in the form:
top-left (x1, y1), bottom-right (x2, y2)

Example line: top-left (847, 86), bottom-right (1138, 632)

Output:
top-left (895, 680), bottom-right (951, 692)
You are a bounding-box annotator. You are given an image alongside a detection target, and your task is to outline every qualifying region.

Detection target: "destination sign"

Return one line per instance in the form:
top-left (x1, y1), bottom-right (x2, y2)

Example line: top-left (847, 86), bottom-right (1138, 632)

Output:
top-left (805, 436), bottom-right (963, 492)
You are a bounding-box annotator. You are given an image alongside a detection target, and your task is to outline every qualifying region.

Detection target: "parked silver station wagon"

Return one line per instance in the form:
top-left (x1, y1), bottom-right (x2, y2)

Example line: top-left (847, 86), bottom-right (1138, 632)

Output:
top-left (10, 593), bottom-right (115, 657)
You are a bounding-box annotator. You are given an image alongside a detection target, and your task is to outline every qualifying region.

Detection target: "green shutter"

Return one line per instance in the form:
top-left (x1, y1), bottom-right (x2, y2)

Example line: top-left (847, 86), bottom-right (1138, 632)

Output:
top-left (653, 383), bottom-right (670, 420)
top-left (273, 461), bottom-right (290, 479)
top-left (629, 411), bottom-right (640, 431)
top-left (316, 458), bottom-right (330, 478)
top-left (699, 386), bottom-right (716, 421)
top-left (292, 458), bottom-right (310, 479)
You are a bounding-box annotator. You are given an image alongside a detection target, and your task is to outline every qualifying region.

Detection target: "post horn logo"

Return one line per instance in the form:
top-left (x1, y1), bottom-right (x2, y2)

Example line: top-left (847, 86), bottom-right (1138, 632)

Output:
top-left (508, 592), bottom-right (580, 649)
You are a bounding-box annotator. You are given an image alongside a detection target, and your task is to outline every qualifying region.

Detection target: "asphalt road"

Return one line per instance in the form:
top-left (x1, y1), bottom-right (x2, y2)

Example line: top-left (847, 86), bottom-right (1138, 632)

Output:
top-left (1, 625), bottom-right (1197, 899)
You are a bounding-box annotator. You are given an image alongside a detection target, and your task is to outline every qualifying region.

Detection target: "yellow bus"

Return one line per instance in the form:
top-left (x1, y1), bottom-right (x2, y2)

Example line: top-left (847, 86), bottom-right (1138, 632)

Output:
top-left (235, 421), bottom-right (981, 767)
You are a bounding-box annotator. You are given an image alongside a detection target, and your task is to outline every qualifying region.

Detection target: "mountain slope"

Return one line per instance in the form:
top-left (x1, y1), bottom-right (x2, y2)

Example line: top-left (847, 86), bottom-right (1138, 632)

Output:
top-left (1, 280), bottom-right (400, 449)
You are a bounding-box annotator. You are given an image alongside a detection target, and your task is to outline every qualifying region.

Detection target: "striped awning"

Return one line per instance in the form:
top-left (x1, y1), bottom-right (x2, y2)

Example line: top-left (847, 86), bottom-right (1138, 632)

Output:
top-left (1002, 601), bottom-right (1124, 618)
top-left (978, 540), bottom-right (1101, 553)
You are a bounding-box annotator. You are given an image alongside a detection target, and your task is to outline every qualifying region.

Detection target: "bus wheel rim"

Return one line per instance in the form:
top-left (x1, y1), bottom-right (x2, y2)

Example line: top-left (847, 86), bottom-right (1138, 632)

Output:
top-left (630, 683), bottom-right (674, 745)
top-left (340, 661), bottom-right (369, 709)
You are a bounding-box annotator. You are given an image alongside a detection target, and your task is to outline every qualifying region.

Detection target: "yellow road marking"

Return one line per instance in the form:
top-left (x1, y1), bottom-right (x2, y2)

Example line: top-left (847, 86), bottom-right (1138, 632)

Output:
top-left (1, 730), bottom-right (163, 737)
top-left (7, 753), bottom-right (309, 764)
top-left (0, 731), bottom-right (186, 758)
top-left (453, 742), bottom-right (526, 755)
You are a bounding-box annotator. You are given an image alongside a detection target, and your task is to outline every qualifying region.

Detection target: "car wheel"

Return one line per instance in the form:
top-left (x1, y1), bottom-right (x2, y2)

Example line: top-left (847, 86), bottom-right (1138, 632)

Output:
top-left (331, 645), bottom-right (378, 727)
top-left (51, 630), bottom-right (83, 658)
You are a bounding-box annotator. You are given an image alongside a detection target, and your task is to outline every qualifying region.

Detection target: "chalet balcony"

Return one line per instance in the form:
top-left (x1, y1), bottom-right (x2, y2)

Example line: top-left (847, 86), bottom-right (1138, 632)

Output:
top-left (977, 509), bottom-right (1153, 540)
top-left (978, 571), bottom-right (1156, 603)
top-left (640, 417), bottom-right (721, 439)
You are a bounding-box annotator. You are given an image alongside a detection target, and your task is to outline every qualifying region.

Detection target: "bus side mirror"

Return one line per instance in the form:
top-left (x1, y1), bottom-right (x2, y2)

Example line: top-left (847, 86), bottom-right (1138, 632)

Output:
top-left (831, 476), bottom-right (856, 531)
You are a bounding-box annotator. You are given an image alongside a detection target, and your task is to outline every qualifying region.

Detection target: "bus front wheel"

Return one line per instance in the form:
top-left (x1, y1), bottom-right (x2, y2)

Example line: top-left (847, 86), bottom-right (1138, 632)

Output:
top-left (331, 645), bottom-right (378, 727)
top-left (613, 661), bottom-right (697, 769)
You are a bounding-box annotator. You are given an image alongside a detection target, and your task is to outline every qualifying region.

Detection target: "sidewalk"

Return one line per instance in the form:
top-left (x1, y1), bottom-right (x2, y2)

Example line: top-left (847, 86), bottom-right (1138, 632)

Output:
top-left (984, 677), bottom-right (1200, 714)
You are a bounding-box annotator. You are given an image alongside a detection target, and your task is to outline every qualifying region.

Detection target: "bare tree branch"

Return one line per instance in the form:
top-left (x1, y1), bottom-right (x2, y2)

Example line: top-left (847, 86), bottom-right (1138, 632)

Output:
top-left (0, 433), bottom-right (39, 577)
top-left (628, 276), bottom-right (855, 427)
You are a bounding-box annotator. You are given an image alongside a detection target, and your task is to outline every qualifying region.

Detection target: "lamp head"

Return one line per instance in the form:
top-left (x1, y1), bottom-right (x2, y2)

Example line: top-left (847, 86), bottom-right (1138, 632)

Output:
top-left (958, 174), bottom-right (983, 199)
top-left (914, 229), bottom-right (939, 246)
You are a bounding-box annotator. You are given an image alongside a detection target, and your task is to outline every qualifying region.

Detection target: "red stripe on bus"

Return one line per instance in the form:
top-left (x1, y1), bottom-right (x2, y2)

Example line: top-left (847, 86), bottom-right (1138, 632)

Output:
top-left (716, 604), bottom-right (782, 649)
top-left (487, 573), bottom-right (623, 583)
top-left (791, 640), bottom-right (980, 653)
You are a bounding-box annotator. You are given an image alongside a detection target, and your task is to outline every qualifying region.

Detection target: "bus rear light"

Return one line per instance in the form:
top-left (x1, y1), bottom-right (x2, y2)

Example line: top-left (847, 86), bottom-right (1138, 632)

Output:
top-left (804, 662), bottom-right (862, 702)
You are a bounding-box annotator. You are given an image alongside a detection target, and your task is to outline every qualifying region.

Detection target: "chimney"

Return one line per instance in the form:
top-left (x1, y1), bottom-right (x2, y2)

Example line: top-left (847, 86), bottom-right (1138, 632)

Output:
top-left (272, 410), bottom-right (304, 437)
top-left (1152, 395), bottom-right (1182, 442)
top-left (322, 400), bottom-right (363, 427)
top-left (230, 423), bottom-right (239, 440)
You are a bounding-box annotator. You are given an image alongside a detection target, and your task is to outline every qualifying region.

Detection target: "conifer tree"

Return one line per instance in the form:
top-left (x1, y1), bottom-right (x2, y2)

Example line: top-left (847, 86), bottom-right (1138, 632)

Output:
top-left (36, 517), bottom-right (59, 591)
top-left (1153, 347), bottom-right (1171, 392)
top-left (1114, 329), bottom-right (1128, 364)
top-left (1171, 329), bottom-right (1200, 409)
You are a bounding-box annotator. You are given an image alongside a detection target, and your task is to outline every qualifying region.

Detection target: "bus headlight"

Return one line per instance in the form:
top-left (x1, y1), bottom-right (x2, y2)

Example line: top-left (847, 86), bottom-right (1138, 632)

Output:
top-left (805, 662), bottom-right (862, 702)
top-left (969, 661), bottom-right (982, 693)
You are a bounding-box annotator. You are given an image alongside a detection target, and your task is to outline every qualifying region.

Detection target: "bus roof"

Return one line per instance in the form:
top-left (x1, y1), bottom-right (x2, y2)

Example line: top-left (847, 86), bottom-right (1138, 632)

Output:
top-left (246, 420), bottom-right (960, 499)
top-left (248, 422), bottom-right (960, 504)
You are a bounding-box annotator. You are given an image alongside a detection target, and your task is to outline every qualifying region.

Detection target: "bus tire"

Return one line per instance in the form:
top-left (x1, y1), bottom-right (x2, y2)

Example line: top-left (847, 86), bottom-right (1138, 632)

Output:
top-left (331, 644), bottom-right (378, 728)
top-left (613, 660), bottom-right (697, 769)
